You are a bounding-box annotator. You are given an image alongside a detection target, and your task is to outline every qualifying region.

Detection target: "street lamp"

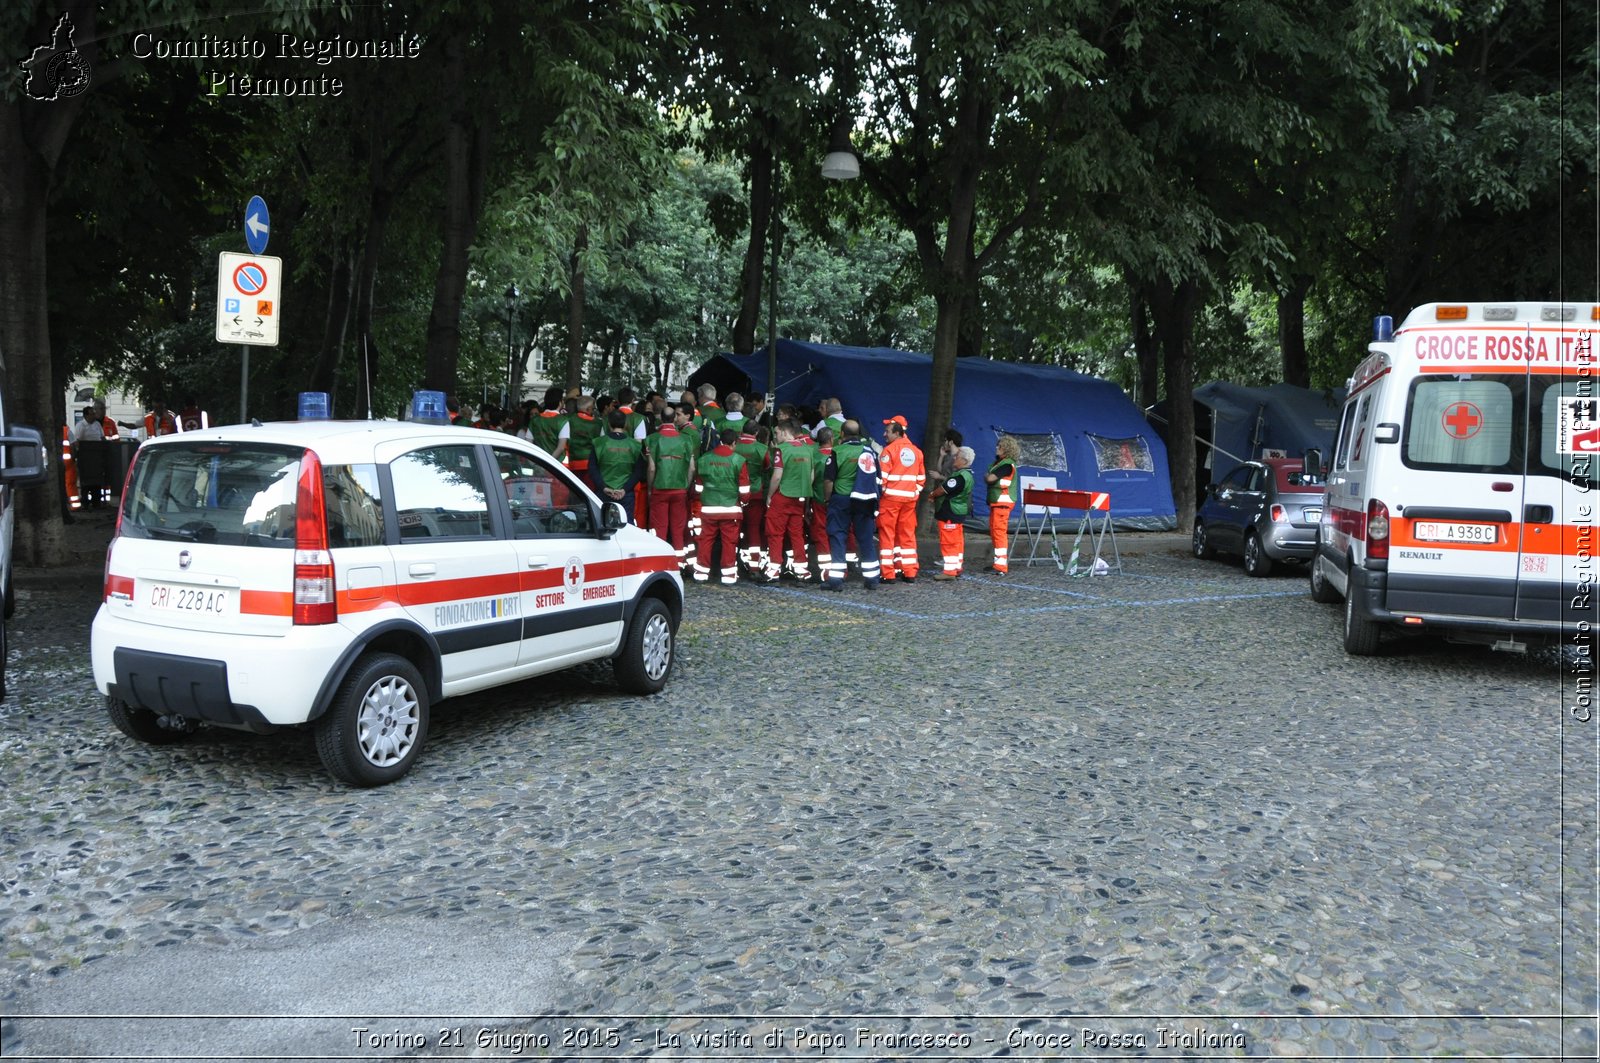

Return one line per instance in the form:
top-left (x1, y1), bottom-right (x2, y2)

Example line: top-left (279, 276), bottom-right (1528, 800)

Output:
top-left (764, 126), bottom-right (861, 412)
top-left (503, 284), bottom-right (521, 408)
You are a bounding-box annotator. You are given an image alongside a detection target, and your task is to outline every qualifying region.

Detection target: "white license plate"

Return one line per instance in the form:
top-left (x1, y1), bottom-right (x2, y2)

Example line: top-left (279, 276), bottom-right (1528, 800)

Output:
top-left (147, 582), bottom-right (235, 615)
top-left (1304, 508), bottom-right (1322, 522)
top-left (1413, 521), bottom-right (1498, 544)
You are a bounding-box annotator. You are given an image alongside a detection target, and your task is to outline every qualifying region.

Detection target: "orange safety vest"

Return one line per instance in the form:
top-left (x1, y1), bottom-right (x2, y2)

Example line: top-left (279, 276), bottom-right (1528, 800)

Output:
top-left (99, 416), bottom-right (120, 440)
top-left (879, 437), bottom-right (926, 501)
top-left (145, 412), bottom-right (178, 438)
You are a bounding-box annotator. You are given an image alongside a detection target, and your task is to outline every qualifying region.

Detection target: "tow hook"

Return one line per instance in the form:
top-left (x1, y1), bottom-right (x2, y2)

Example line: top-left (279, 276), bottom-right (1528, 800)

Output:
top-left (157, 714), bottom-right (198, 733)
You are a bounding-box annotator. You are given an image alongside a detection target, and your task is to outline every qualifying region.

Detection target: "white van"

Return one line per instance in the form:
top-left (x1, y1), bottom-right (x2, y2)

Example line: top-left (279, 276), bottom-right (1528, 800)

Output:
top-left (1310, 302), bottom-right (1599, 655)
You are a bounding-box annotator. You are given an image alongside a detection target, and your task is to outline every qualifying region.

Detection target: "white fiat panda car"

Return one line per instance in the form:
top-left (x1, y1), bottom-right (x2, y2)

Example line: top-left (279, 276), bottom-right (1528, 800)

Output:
top-left (91, 418), bottom-right (682, 785)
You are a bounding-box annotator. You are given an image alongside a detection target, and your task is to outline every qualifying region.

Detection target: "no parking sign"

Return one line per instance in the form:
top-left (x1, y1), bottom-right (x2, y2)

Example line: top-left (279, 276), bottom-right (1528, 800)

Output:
top-left (215, 251), bottom-right (282, 346)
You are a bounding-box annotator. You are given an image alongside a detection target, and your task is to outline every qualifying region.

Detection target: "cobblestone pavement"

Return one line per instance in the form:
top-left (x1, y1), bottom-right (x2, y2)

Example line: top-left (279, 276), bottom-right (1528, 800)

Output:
top-left (1, 516), bottom-right (1596, 1060)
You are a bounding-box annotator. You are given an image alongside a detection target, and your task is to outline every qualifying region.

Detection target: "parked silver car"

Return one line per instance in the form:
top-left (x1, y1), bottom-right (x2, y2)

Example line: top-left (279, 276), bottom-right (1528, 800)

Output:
top-left (1192, 457), bottom-right (1325, 576)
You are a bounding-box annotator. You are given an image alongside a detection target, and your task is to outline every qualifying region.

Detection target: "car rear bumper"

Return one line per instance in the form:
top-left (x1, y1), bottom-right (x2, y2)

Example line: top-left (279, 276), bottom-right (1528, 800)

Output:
top-left (1263, 522), bottom-right (1317, 560)
top-left (92, 607), bottom-right (345, 727)
top-left (1348, 565), bottom-right (1587, 637)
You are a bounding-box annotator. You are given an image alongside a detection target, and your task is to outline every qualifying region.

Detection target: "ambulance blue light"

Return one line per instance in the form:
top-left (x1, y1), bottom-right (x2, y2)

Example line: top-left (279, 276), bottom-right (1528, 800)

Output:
top-left (297, 392), bottom-right (330, 420)
top-left (1373, 315), bottom-right (1394, 343)
top-left (411, 390), bottom-right (449, 425)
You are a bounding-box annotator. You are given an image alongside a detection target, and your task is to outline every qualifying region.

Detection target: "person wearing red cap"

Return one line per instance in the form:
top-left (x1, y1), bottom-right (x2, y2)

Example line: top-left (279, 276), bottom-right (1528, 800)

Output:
top-left (877, 415), bottom-right (926, 583)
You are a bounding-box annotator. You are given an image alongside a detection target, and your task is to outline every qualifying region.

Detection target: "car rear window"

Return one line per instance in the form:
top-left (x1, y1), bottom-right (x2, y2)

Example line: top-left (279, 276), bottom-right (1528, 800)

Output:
top-left (1274, 464), bottom-right (1325, 493)
top-left (121, 442), bottom-right (303, 547)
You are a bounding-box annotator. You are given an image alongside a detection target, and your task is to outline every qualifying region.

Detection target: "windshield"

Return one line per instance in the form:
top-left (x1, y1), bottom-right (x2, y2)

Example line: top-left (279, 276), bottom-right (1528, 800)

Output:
top-left (120, 442), bottom-right (302, 547)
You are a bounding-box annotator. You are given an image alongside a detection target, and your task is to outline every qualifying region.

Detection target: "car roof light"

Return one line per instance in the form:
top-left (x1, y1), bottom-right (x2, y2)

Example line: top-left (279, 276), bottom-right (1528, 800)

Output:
top-left (1373, 315), bottom-right (1394, 342)
top-left (1482, 306), bottom-right (1517, 321)
top-left (1435, 305), bottom-right (1469, 320)
top-left (1542, 305), bottom-right (1576, 321)
top-left (298, 391), bottom-right (330, 420)
top-left (411, 390), bottom-right (449, 425)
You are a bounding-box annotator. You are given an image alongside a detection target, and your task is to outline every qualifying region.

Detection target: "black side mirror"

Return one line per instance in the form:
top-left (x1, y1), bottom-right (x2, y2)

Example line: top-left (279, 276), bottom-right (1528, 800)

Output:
top-left (1302, 448), bottom-right (1323, 480)
top-left (0, 427), bottom-right (48, 487)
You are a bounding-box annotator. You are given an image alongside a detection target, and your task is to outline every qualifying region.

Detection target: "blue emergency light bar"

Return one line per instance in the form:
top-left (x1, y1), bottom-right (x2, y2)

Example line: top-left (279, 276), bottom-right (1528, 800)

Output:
top-left (1373, 315), bottom-right (1394, 343)
top-left (411, 390), bottom-right (449, 424)
top-left (298, 392), bottom-right (330, 420)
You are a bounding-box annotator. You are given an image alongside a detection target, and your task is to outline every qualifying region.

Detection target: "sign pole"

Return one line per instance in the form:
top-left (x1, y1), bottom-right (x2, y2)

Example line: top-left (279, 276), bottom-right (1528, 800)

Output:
top-left (240, 345), bottom-right (249, 422)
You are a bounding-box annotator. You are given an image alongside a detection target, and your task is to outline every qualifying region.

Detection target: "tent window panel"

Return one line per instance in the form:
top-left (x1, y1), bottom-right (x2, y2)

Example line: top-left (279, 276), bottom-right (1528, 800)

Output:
top-left (1086, 433), bottom-right (1155, 474)
top-left (999, 430), bottom-right (1068, 473)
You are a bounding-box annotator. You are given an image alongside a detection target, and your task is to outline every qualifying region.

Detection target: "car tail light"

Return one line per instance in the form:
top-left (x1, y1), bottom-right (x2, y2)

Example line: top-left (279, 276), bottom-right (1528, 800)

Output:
top-left (293, 449), bottom-right (337, 625)
top-left (103, 450), bottom-right (141, 600)
top-left (1270, 504), bottom-right (1286, 522)
top-left (1366, 498), bottom-right (1390, 560)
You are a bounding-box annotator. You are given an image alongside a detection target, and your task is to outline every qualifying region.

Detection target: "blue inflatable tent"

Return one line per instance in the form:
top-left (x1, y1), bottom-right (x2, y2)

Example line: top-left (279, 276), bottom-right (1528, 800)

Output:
top-left (1149, 381), bottom-right (1345, 488)
top-left (690, 340), bottom-right (1177, 530)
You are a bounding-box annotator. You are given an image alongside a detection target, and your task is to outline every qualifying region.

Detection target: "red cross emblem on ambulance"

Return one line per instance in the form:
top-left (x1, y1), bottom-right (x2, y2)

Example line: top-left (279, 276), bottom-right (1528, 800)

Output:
top-left (1442, 402), bottom-right (1483, 439)
top-left (563, 558), bottom-right (584, 591)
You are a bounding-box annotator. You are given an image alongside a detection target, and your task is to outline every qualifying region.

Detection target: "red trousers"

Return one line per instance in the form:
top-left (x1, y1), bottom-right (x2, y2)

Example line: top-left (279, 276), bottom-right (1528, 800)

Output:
top-left (765, 493), bottom-right (808, 573)
top-left (938, 520), bottom-right (965, 575)
top-left (649, 488), bottom-right (689, 560)
top-left (989, 503), bottom-right (1014, 572)
top-left (877, 498), bottom-right (919, 580)
top-left (695, 514), bottom-right (741, 583)
top-left (742, 495), bottom-right (767, 562)
top-left (808, 500), bottom-right (830, 567)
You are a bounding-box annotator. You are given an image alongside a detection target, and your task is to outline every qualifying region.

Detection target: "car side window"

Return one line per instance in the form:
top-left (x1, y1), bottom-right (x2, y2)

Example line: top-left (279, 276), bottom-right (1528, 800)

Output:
top-left (1333, 398), bottom-right (1361, 471)
top-left (323, 463), bottom-right (384, 548)
top-left (492, 446), bottom-right (595, 538)
top-left (389, 445), bottom-right (493, 540)
top-left (1220, 466), bottom-right (1251, 491)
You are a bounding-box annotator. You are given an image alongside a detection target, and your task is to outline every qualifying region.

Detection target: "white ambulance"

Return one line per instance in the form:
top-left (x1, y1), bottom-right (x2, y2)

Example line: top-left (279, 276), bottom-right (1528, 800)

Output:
top-left (1310, 302), bottom-right (1599, 655)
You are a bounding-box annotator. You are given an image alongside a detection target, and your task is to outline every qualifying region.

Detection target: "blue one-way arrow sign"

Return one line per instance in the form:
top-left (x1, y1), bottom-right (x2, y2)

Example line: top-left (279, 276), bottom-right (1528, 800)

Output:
top-left (244, 195), bottom-right (270, 255)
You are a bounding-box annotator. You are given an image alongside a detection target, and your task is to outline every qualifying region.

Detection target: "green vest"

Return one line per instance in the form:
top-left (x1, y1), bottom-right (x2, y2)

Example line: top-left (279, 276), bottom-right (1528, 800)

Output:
top-left (734, 438), bottom-right (769, 491)
top-left (592, 432), bottom-right (643, 491)
top-left (529, 411), bottom-right (568, 455)
top-left (567, 412), bottom-right (602, 464)
top-left (696, 447), bottom-right (747, 512)
top-left (987, 458), bottom-right (1019, 504)
top-left (774, 440), bottom-right (817, 498)
top-left (937, 468), bottom-right (974, 519)
top-left (811, 447), bottom-right (833, 500)
top-left (647, 425), bottom-right (696, 490)
top-left (829, 439), bottom-right (870, 498)
top-left (620, 407), bottom-right (649, 440)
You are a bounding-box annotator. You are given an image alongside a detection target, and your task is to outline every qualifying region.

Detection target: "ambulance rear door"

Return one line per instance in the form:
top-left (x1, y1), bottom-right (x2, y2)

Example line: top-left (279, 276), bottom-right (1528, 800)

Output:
top-left (1387, 323), bottom-right (1525, 624)
top-left (1517, 318), bottom-right (1596, 627)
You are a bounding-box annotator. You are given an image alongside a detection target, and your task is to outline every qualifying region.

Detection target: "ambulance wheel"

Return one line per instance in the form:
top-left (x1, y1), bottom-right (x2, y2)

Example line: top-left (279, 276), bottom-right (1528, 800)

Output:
top-left (107, 696), bottom-right (192, 745)
top-left (1343, 587), bottom-right (1381, 656)
top-left (315, 653), bottom-right (429, 787)
top-left (615, 598), bottom-right (674, 695)
top-left (1309, 552), bottom-right (1341, 604)
top-left (1191, 522), bottom-right (1215, 560)
top-left (1242, 532), bottom-right (1274, 577)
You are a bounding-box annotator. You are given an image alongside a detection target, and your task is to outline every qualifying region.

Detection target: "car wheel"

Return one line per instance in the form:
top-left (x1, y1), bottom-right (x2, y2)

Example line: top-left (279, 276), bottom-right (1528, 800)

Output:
top-left (1343, 583), bottom-right (1381, 656)
top-left (1309, 550), bottom-right (1341, 604)
top-left (1242, 531), bottom-right (1274, 577)
top-left (1191, 521), bottom-right (1215, 560)
top-left (615, 598), bottom-right (675, 695)
top-left (107, 696), bottom-right (192, 745)
top-left (315, 653), bottom-right (429, 787)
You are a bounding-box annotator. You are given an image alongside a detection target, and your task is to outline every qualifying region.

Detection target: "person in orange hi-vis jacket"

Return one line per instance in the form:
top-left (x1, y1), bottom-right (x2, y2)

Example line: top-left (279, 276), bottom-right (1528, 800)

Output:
top-left (984, 435), bottom-right (1021, 574)
top-left (876, 415), bottom-right (925, 583)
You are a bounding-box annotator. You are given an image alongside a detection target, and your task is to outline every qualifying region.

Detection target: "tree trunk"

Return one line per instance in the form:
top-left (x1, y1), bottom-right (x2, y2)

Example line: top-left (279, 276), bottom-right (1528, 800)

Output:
top-left (1278, 275), bottom-right (1311, 388)
top-left (1149, 279), bottom-right (1201, 531)
top-left (309, 243), bottom-right (353, 398)
top-left (423, 31), bottom-right (488, 394)
top-left (352, 187), bottom-right (394, 420)
top-left (566, 224), bottom-right (588, 392)
top-left (731, 131), bottom-right (775, 356)
top-left (0, 4), bottom-right (98, 566)
top-left (1128, 277), bottom-right (1159, 411)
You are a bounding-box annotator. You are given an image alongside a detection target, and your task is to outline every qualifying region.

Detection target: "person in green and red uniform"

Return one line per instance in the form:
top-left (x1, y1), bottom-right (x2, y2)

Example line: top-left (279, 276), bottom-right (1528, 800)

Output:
top-left (692, 428), bottom-right (749, 585)
top-left (592, 410), bottom-right (645, 525)
top-left (735, 423), bottom-right (770, 576)
top-left (566, 394), bottom-right (602, 489)
top-left (646, 402), bottom-right (697, 569)
top-left (761, 422), bottom-right (817, 582)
